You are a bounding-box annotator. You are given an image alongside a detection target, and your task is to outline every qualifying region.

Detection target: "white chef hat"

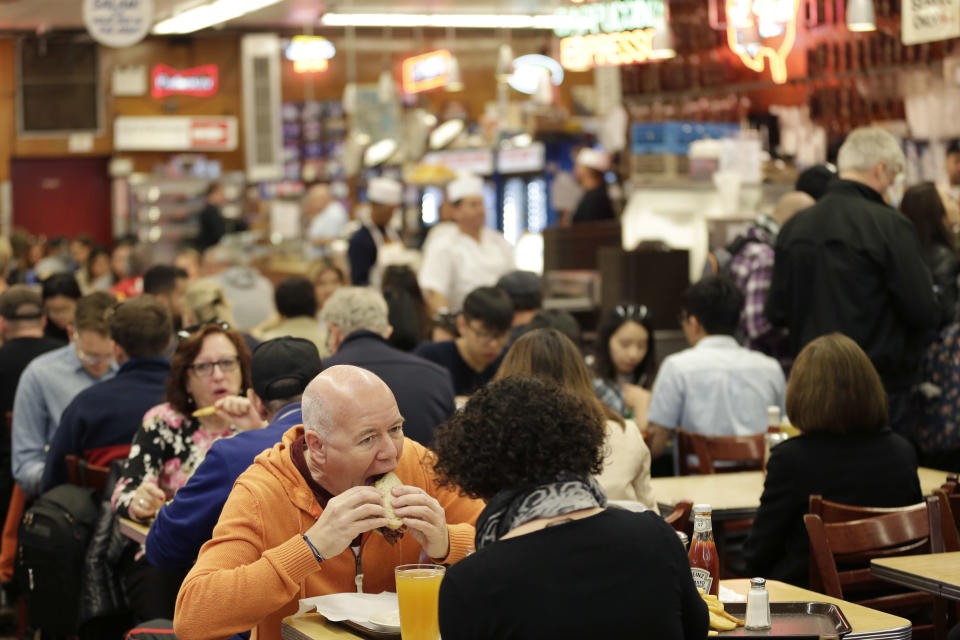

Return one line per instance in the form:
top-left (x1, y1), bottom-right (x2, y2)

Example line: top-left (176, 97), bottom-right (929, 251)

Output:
top-left (447, 174), bottom-right (485, 204)
top-left (368, 177), bottom-right (403, 206)
top-left (576, 148), bottom-right (610, 172)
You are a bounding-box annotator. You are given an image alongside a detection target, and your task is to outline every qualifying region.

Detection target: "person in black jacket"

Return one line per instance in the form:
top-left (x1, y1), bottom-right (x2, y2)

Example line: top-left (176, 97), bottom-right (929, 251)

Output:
top-left (197, 182), bottom-right (227, 251)
top-left (766, 127), bottom-right (939, 438)
top-left (320, 286), bottom-right (455, 446)
top-left (900, 182), bottom-right (960, 328)
top-left (432, 377), bottom-right (708, 640)
top-left (569, 148), bottom-right (616, 224)
top-left (744, 333), bottom-right (922, 587)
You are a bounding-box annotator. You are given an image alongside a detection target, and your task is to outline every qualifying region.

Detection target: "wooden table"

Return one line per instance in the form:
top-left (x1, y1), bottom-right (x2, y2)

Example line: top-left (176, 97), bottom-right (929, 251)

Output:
top-left (652, 467), bottom-right (951, 520)
top-left (118, 517), bottom-right (150, 545)
top-left (871, 551), bottom-right (960, 601)
top-left (281, 579), bottom-right (911, 640)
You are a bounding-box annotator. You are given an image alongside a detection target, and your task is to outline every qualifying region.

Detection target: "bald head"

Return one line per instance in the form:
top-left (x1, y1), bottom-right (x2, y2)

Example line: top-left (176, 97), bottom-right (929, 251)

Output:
top-left (302, 365), bottom-right (396, 438)
top-left (304, 184), bottom-right (333, 217)
top-left (772, 191), bottom-right (815, 226)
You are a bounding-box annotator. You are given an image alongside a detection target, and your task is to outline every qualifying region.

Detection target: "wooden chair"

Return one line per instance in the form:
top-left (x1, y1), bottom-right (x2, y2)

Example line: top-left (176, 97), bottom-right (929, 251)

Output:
top-left (804, 495), bottom-right (947, 640)
top-left (676, 430), bottom-right (765, 475)
top-left (64, 454), bottom-right (110, 494)
top-left (933, 489), bottom-right (960, 552)
top-left (663, 500), bottom-right (693, 534)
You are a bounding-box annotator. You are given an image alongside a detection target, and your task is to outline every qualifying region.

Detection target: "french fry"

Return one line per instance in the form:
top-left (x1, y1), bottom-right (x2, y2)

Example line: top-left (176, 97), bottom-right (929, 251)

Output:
top-left (192, 406), bottom-right (217, 417)
top-left (708, 610), bottom-right (737, 631)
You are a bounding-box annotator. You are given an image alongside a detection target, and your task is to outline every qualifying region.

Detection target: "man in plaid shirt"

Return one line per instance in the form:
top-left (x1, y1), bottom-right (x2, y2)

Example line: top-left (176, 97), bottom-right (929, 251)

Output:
top-left (727, 191), bottom-right (815, 374)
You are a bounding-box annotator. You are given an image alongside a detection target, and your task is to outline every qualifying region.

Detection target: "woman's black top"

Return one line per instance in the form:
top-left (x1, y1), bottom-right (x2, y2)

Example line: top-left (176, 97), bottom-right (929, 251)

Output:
top-left (438, 508), bottom-right (708, 640)
top-left (744, 428), bottom-right (922, 587)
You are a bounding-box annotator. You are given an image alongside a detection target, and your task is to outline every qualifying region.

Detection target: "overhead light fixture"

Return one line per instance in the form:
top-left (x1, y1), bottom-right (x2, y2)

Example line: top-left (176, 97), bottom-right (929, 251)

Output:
top-left (429, 119), bottom-right (465, 150)
top-left (319, 13), bottom-right (583, 30)
top-left (153, 0), bottom-right (283, 34)
top-left (845, 0), bottom-right (876, 31)
top-left (364, 139), bottom-right (398, 167)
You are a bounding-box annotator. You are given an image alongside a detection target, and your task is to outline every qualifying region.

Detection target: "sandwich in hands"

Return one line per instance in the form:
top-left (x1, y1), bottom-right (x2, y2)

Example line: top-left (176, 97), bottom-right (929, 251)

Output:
top-left (374, 472), bottom-right (406, 545)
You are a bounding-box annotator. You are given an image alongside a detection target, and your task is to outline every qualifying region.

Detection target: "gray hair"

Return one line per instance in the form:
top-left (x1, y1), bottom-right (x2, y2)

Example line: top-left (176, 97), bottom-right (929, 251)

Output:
top-left (837, 127), bottom-right (905, 175)
top-left (301, 389), bottom-right (333, 439)
top-left (320, 287), bottom-right (389, 337)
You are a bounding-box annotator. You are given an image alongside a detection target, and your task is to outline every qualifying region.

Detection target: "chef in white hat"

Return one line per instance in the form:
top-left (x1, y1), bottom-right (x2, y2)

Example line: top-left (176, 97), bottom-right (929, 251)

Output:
top-left (305, 182), bottom-right (350, 258)
top-left (347, 177), bottom-right (404, 286)
top-left (418, 174), bottom-right (515, 313)
top-left (569, 147), bottom-right (616, 225)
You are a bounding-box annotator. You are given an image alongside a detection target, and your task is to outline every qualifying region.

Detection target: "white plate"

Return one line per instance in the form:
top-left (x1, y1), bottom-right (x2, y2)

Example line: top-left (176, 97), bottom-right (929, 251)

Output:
top-left (368, 609), bottom-right (401, 632)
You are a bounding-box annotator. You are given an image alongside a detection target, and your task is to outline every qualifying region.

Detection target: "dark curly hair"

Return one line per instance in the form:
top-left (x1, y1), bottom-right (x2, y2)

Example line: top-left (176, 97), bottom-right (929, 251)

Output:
top-left (431, 377), bottom-right (606, 501)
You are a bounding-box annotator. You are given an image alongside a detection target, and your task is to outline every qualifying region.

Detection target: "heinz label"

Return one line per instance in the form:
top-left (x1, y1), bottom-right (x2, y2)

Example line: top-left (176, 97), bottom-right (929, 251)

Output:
top-left (691, 567), bottom-right (714, 593)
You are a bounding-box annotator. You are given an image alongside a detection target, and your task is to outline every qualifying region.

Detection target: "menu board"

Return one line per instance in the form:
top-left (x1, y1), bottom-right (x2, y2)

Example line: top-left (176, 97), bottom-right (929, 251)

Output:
top-left (280, 100), bottom-right (347, 183)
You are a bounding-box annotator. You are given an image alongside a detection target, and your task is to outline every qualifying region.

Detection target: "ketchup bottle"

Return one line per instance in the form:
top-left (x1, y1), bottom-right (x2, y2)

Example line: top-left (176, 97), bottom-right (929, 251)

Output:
top-left (689, 503), bottom-right (720, 596)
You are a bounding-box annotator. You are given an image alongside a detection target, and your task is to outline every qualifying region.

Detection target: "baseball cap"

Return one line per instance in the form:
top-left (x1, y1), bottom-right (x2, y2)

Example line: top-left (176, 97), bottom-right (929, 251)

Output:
top-left (795, 163), bottom-right (837, 200)
top-left (0, 286), bottom-right (43, 320)
top-left (251, 337), bottom-right (323, 401)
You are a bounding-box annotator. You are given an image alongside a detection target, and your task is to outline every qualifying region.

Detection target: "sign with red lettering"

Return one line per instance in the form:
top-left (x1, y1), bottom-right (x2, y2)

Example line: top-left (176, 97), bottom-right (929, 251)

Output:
top-left (402, 50), bottom-right (452, 94)
top-left (151, 64), bottom-right (219, 98)
top-left (114, 116), bottom-right (238, 151)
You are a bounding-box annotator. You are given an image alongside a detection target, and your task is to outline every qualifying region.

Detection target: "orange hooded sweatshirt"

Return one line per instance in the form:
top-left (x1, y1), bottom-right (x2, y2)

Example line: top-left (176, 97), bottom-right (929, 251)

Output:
top-left (174, 425), bottom-right (484, 640)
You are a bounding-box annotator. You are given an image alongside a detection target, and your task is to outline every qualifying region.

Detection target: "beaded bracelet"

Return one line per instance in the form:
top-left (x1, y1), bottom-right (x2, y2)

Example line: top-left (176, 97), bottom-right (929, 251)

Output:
top-left (302, 535), bottom-right (325, 564)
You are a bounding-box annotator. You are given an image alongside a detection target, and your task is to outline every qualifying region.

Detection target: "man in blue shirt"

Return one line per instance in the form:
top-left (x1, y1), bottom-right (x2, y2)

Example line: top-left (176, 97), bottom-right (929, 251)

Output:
top-left (646, 277), bottom-right (786, 461)
top-left (12, 291), bottom-right (117, 498)
top-left (41, 295), bottom-right (173, 492)
top-left (146, 336), bottom-right (322, 568)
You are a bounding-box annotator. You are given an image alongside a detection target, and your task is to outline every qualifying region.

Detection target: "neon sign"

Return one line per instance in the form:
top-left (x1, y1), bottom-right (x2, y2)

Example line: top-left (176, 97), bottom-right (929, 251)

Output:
top-left (508, 55), bottom-right (565, 94)
top-left (285, 36), bottom-right (336, 73)
top-left (561, 28), bottom-right (674, 70)
top-left (151, 64), bottom-right (218, 98)
top-left (553, 0), bottom-right (667, 36)
top-left (725, 0), bottom-right (801, 84)
top-left (401, 50), bottom-right (452, 94)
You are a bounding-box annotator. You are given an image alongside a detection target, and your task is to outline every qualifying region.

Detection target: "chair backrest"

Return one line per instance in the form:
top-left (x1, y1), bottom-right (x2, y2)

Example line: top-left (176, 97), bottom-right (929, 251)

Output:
top-left (804, 495), bottom-right (942, 600)
top-left (663, 500), bottom-right (693, 533)
top-left (943, 474), bottom-right (959, 495)
top-left (64, 455), bottom-right (110, 494)
top-left (934, 489), bottom-right (960, 552)
top-left (676, 430), bottom-right (765, 475)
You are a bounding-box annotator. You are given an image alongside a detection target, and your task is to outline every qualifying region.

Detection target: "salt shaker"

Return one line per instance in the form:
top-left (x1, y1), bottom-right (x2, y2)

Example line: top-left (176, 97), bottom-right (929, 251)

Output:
top-left (745, 577), bottom-right (772, 631)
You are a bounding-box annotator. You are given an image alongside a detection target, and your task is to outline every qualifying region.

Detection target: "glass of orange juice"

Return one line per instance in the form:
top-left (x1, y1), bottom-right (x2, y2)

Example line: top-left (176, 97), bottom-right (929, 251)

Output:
top-left (394, 563), bottom-right (445, 640)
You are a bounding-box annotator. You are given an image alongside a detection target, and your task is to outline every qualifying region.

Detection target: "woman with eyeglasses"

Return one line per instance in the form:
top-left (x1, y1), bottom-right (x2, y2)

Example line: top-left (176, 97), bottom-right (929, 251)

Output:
top-left (592, 303), bottom-right (657, 426)
top-left (111, 324), bottom-right (260, 524)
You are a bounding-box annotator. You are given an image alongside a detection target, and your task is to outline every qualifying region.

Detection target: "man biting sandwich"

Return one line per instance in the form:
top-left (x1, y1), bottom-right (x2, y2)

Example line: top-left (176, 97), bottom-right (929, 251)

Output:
top-left (174, 366), bottom-right (484, 640)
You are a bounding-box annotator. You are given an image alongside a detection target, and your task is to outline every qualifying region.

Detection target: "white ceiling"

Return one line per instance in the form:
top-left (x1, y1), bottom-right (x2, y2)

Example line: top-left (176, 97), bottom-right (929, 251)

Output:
top-left (0, 0), bottom-right (569, 30)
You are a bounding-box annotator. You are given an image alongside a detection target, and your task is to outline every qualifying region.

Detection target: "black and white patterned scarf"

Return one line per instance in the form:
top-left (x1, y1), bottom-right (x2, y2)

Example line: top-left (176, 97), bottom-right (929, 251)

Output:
top-left (475, 474), bottom-right (607, 550)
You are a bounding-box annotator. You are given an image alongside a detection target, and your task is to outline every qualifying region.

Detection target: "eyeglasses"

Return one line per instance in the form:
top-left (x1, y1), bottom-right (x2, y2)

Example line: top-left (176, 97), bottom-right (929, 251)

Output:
top-left (177, 319), bottom-right (230, 340)
top-left (615, 304), bottom-right (649, 322)
top-left (76, 348), bottom-right (114, 366)
top-left (188, 357), bottom-right (240, 378)
top-left (464, 322), bottom-right (509, 345)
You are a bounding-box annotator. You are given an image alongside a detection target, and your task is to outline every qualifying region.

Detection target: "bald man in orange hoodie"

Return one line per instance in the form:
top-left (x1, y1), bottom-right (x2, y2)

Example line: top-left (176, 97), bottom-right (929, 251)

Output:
top-left (174, 365), bottom-right (483, 640)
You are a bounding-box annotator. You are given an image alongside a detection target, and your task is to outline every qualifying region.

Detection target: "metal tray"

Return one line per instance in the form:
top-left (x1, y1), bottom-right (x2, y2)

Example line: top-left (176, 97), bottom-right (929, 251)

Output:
top-left (338, 619), bottom-right (401, 639)
top-left (719, 601), bottom-right (852, 637)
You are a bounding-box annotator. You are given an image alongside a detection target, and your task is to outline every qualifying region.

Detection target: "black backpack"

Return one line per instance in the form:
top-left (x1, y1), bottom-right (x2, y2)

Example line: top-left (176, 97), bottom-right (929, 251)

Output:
top-left (17, 484), bottom-right (99, 636)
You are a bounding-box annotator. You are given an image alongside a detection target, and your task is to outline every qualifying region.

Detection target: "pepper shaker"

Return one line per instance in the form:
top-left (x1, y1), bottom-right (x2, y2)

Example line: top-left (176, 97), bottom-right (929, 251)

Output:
top-left (745, 577), bottom-right (772, 631)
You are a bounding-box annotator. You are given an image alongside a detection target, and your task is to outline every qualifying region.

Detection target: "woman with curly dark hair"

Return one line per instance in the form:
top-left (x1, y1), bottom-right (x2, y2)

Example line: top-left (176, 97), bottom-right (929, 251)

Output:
top-left (432, 377), bottom-right (708, 640)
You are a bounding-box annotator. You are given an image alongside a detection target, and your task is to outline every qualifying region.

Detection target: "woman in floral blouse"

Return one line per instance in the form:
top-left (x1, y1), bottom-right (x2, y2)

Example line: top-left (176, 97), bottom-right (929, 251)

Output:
top-left (112, 323), bottom-right (262, 521)
top-left (110, 323), bottom-right (263, 623)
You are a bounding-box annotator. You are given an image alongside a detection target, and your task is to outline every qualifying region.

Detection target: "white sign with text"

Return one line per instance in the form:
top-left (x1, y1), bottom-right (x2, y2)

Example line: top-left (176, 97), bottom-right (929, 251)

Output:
top-left (83, 0), bottom-right (154, 48)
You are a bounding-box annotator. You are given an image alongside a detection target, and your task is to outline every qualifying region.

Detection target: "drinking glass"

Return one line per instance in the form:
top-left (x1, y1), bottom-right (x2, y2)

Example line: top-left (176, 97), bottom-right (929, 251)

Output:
top-left (395, 563), bottom-right (445, 640)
